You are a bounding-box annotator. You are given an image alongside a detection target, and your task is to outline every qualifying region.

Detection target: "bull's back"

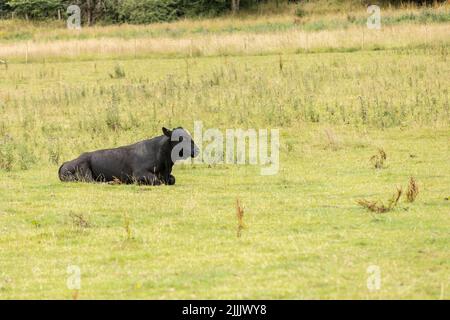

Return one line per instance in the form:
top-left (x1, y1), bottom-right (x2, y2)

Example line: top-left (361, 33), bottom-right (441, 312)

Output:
top-left (89, 147), bottom-right (134, 182)
top-left (58, 138), bottom-right (157, 183)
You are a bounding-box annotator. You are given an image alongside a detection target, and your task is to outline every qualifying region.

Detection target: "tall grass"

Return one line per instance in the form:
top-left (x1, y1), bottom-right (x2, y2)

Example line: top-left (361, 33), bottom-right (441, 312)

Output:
top-left (0, 4), bottom-right (448, 42)
top-left (0, 45), bottom-right (448, 172)
top-left (0, 4), bottom-right (448, 62)
top-left (1, 23), bottom-right (449, 62)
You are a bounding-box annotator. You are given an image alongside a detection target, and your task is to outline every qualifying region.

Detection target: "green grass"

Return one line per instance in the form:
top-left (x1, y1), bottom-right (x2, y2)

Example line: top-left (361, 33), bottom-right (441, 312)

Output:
top-left (0, 126), bottom-right (449, 299)
top-left (0, 31), bottom-right (449, 299)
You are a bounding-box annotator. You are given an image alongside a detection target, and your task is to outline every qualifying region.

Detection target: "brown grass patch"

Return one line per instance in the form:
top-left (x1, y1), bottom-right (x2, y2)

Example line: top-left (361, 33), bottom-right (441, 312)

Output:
top-left (69, 212), bottom-right (90, 228)
top-left (357, 186), bottom-right (402, 213)
top-left (370, 148), bottom-right (387, 169)
top-left (108, 177), bottom-right (123, 185)
top-left (406, 176), bottom-right (419, 202)
top-left (236, 198), bottom-right (245, 238)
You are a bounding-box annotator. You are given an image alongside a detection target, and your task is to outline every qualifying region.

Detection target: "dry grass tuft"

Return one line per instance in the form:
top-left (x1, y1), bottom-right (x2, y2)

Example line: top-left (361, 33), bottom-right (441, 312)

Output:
top-left (123, 212), bottom-right (132, 240)
top-left (406, 176), bottom-right (419, 202)
top-left (370, 148), bottom-right (387, 169)
top-left (236, 198), bottom-right (245, 238)
top-left (323, 127), bottom-right (341, 150)
top-left (108, 177), bottom-right (123, 185)
top-left (357, 186), bottom-right (402, 213)
top-left (69, 212), bottom-right (90, 228)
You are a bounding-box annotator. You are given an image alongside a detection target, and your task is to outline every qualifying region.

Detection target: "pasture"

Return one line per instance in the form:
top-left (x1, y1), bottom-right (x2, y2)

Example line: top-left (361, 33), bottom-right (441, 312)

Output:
top-left (0, 5), bottom-right (449, 299)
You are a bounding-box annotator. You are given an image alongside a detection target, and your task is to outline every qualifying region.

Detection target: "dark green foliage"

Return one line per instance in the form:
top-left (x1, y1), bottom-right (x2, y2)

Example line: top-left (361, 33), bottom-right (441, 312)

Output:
top-left (7, 0), bottom-right (61, 19)
top-left (116, 0), bottom-right (185, 24)
top-left (113, 0), bottom-right (230, 24)
top-left (3, 0), bottom-right (232, 22)
top-left (0, 0), bottom-right (11, 17)
top-left (3, 1), bottom-right (448, 24)
top-left (2, 0), bottom-right (259, 23)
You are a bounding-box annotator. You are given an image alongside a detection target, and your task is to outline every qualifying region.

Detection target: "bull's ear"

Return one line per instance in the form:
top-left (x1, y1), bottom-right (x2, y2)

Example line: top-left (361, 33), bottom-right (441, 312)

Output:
top-left (162, 127), bottom-right (172, 137)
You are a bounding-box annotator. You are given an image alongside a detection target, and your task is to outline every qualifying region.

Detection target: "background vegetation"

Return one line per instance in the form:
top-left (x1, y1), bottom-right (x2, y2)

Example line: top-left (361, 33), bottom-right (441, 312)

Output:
top-left (1, 0), bottom-right (448, 23)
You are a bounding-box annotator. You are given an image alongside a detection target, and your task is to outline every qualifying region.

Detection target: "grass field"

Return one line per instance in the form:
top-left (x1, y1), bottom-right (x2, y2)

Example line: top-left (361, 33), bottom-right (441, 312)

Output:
top-left (0, 3), bottom-right (449, 299)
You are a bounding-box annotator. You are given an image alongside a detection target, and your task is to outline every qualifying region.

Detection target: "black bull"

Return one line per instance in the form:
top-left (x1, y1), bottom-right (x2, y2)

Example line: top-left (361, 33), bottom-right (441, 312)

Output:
top-left (58, 127), bottom-right (199, 185)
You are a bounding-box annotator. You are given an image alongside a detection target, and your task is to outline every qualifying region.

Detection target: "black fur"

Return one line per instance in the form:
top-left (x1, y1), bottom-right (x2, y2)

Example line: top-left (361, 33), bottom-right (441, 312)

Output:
top-left (58, 127), bottom-right (199, 185)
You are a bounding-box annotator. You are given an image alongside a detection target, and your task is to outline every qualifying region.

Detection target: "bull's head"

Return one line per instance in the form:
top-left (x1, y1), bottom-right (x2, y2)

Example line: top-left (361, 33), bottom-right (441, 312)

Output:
top-left (163, 127), bottom-right (200, 161)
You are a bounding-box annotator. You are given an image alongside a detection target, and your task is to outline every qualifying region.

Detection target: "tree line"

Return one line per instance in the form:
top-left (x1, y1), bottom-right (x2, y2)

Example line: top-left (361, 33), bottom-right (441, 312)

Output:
top-left (0, 1), bottom-right (442, 25)
top-left (0, 0), bottom-right (268, 24)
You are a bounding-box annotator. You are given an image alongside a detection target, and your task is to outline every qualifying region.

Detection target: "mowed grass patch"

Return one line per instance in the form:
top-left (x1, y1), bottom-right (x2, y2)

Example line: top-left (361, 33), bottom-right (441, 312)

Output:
top-left (0, 125), bottom-right (448, 299)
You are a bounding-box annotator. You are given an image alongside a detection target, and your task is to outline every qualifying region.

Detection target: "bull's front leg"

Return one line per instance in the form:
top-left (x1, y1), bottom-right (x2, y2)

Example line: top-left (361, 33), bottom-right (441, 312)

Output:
top-left (157, 172), bottom-right (176, 185)
top-left (74, 162), bottom-right (94, 182)
top-left (167, 174), bottom-right (176, 185)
